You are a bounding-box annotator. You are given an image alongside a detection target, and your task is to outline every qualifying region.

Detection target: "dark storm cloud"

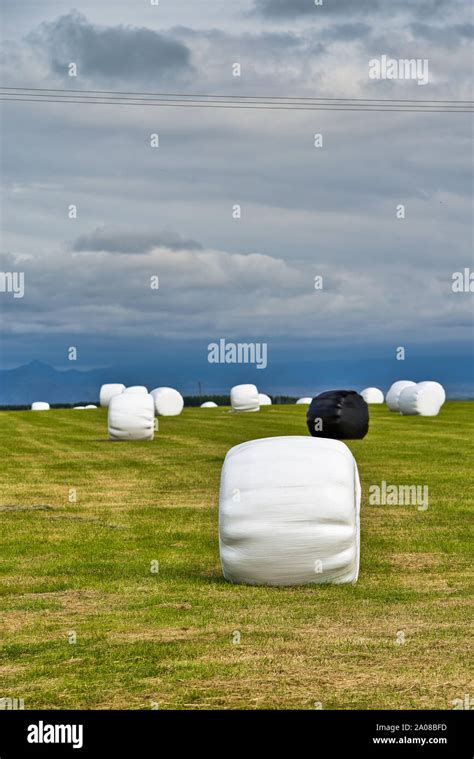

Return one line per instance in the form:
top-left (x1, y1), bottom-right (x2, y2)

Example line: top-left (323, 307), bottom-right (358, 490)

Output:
top-left (72, 226), bottom-right (202, 254)
top-left (28, 10), bottom-right (192, 82)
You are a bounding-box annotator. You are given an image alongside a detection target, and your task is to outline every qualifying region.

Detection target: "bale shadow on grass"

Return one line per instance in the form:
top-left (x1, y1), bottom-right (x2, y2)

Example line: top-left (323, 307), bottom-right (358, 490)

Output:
top-left (91, 439), bottom-right (157, 444)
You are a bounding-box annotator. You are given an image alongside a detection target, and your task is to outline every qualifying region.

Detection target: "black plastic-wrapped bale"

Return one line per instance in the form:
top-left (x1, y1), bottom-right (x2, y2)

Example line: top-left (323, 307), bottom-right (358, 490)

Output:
top-left (306, 390), bottom-right (369, 440)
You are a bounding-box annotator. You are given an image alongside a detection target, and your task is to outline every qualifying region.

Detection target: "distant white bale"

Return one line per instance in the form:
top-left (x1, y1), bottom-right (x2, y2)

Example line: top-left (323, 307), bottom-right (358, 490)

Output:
top-left (85, 404), bottom-right (97, 409)
top-left (108, 393), bottom-right (155, 441)
top-left (124, 386), bottom-right (148, 395)
top-left (296, 397), bottom-right (313, 405)
top-left (361, 387), bottom-right (384, 404)
top-left (151, 387), bottom-right (184, 416)
top-left (73, 406), bottom-right (85, 409)
top-left (31, 402), bottom-right (50, 411)
top-left (99, 383), bottom-right (125, 407)
top-left (399, 384), bottom-right (442, 417)
top-left (386, 381), bottom-right (416, 411)
top-left (200, 401), bottom-right (218, 408)
top-left (417, 381), bottom-right (446, 407)
top-left (230, 384), bottom-right (260, 412)
top-left (219, 436), bottom-right (360, 586)
top-left (258, 393), bottom-right (272, 406)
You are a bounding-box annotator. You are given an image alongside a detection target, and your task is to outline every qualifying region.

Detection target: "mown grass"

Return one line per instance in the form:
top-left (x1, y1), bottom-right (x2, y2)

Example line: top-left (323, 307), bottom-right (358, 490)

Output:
top-left (0, 403), bottom-right (472, 709)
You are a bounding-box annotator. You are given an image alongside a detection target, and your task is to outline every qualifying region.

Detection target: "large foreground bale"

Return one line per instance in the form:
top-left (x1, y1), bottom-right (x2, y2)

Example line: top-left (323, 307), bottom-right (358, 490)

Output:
top-left (31, 402), bottom-right (50, 411)
top-left (307, 390), bottom-right (369, 440)
top-left (99, 384), bottom-right (125, 407)
top-left (258, 393), bottom-right (272, 406)
top-left (361, 387), bottom-right (384, 404)
top-left (399, 384), bottom-right (443, 417)
top-left (230, 384), bottom-right (260, 412)
top-left (386, 380), bottom-right (415, 411)
top-left (219, 436), bottom-right (361, 586)
top-left (108, 393), bottom-right (155, 440)
top-left (151, 387), bottom-right (184, 416)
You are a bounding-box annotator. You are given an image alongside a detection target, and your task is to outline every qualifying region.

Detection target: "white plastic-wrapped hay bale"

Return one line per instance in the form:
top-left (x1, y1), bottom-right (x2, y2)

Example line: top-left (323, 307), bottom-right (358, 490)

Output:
top-left (150, 387), bottom-right (184, 416)
top-left (108, 393), bottom-right (155, 440)
top-left (99, 383), bottom-right (125, 407)
top-left (124, 386), bottom-right (148, 395)
top-left (230, 384), bottom-right (260, 412)
top-left (73, 406), bottom-right (85, 410)
top-left (386, 381), bottom-right (416, 411)
top-left (258, 393), bottom-right (272, 406)
top-left (200, 401), bottom-right (218, 408)
top-left (399, 384), bottom-right (442, 417)
top-left (296, 397), bottom-right (313, 405)
top-left (417, 381), bottom-right (446, 407)
top-left (361, 387), bottom-right (384, 404)
top-left (85, 405), bottom-right (97, 409)
top-left (219, 436), bottom-right (361, 586)
top-left (31, 402), bottom-right (50, 411)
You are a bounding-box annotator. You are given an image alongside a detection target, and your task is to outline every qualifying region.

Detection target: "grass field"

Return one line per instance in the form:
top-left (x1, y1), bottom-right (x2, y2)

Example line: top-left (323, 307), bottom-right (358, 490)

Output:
top-left (0, 403), bottom-right (472, 710)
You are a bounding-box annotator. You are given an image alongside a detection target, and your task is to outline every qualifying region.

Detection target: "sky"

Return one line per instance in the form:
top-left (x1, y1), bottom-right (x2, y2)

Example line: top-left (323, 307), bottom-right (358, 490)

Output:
top-left (0, 0), bottom-right (473, 395)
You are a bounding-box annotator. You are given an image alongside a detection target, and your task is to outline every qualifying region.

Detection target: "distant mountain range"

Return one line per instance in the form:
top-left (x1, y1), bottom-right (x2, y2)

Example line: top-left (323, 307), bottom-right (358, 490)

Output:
top-left (0, 358), bottom-right (472, 406)
top-left (0, 361), bottom-right (110, 405)
top-left (0, 360), bottom-right (239, 405)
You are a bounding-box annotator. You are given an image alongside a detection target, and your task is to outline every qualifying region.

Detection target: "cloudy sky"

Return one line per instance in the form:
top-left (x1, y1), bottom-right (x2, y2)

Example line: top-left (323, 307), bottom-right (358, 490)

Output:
top-left (1, 1), bottom-right (473, 394)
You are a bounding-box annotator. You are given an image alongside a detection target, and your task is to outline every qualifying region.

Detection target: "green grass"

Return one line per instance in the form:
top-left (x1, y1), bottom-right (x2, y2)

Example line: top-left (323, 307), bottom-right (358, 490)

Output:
top-left (0, 403), bottom-right (472, 710)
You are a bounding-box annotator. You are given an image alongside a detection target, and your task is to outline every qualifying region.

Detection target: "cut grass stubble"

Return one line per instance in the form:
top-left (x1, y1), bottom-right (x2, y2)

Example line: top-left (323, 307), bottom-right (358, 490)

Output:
top-left (0, 403), bottom-right (472, 709)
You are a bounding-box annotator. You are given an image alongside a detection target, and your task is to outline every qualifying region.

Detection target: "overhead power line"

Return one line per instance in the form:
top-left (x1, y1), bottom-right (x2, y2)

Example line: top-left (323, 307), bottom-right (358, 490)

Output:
top-left (1, 97), bottom-right (471, 113)
top-left (0, 86), bottom-right (472, 113)
top-left (1, 86), bottom-right (472, 103)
